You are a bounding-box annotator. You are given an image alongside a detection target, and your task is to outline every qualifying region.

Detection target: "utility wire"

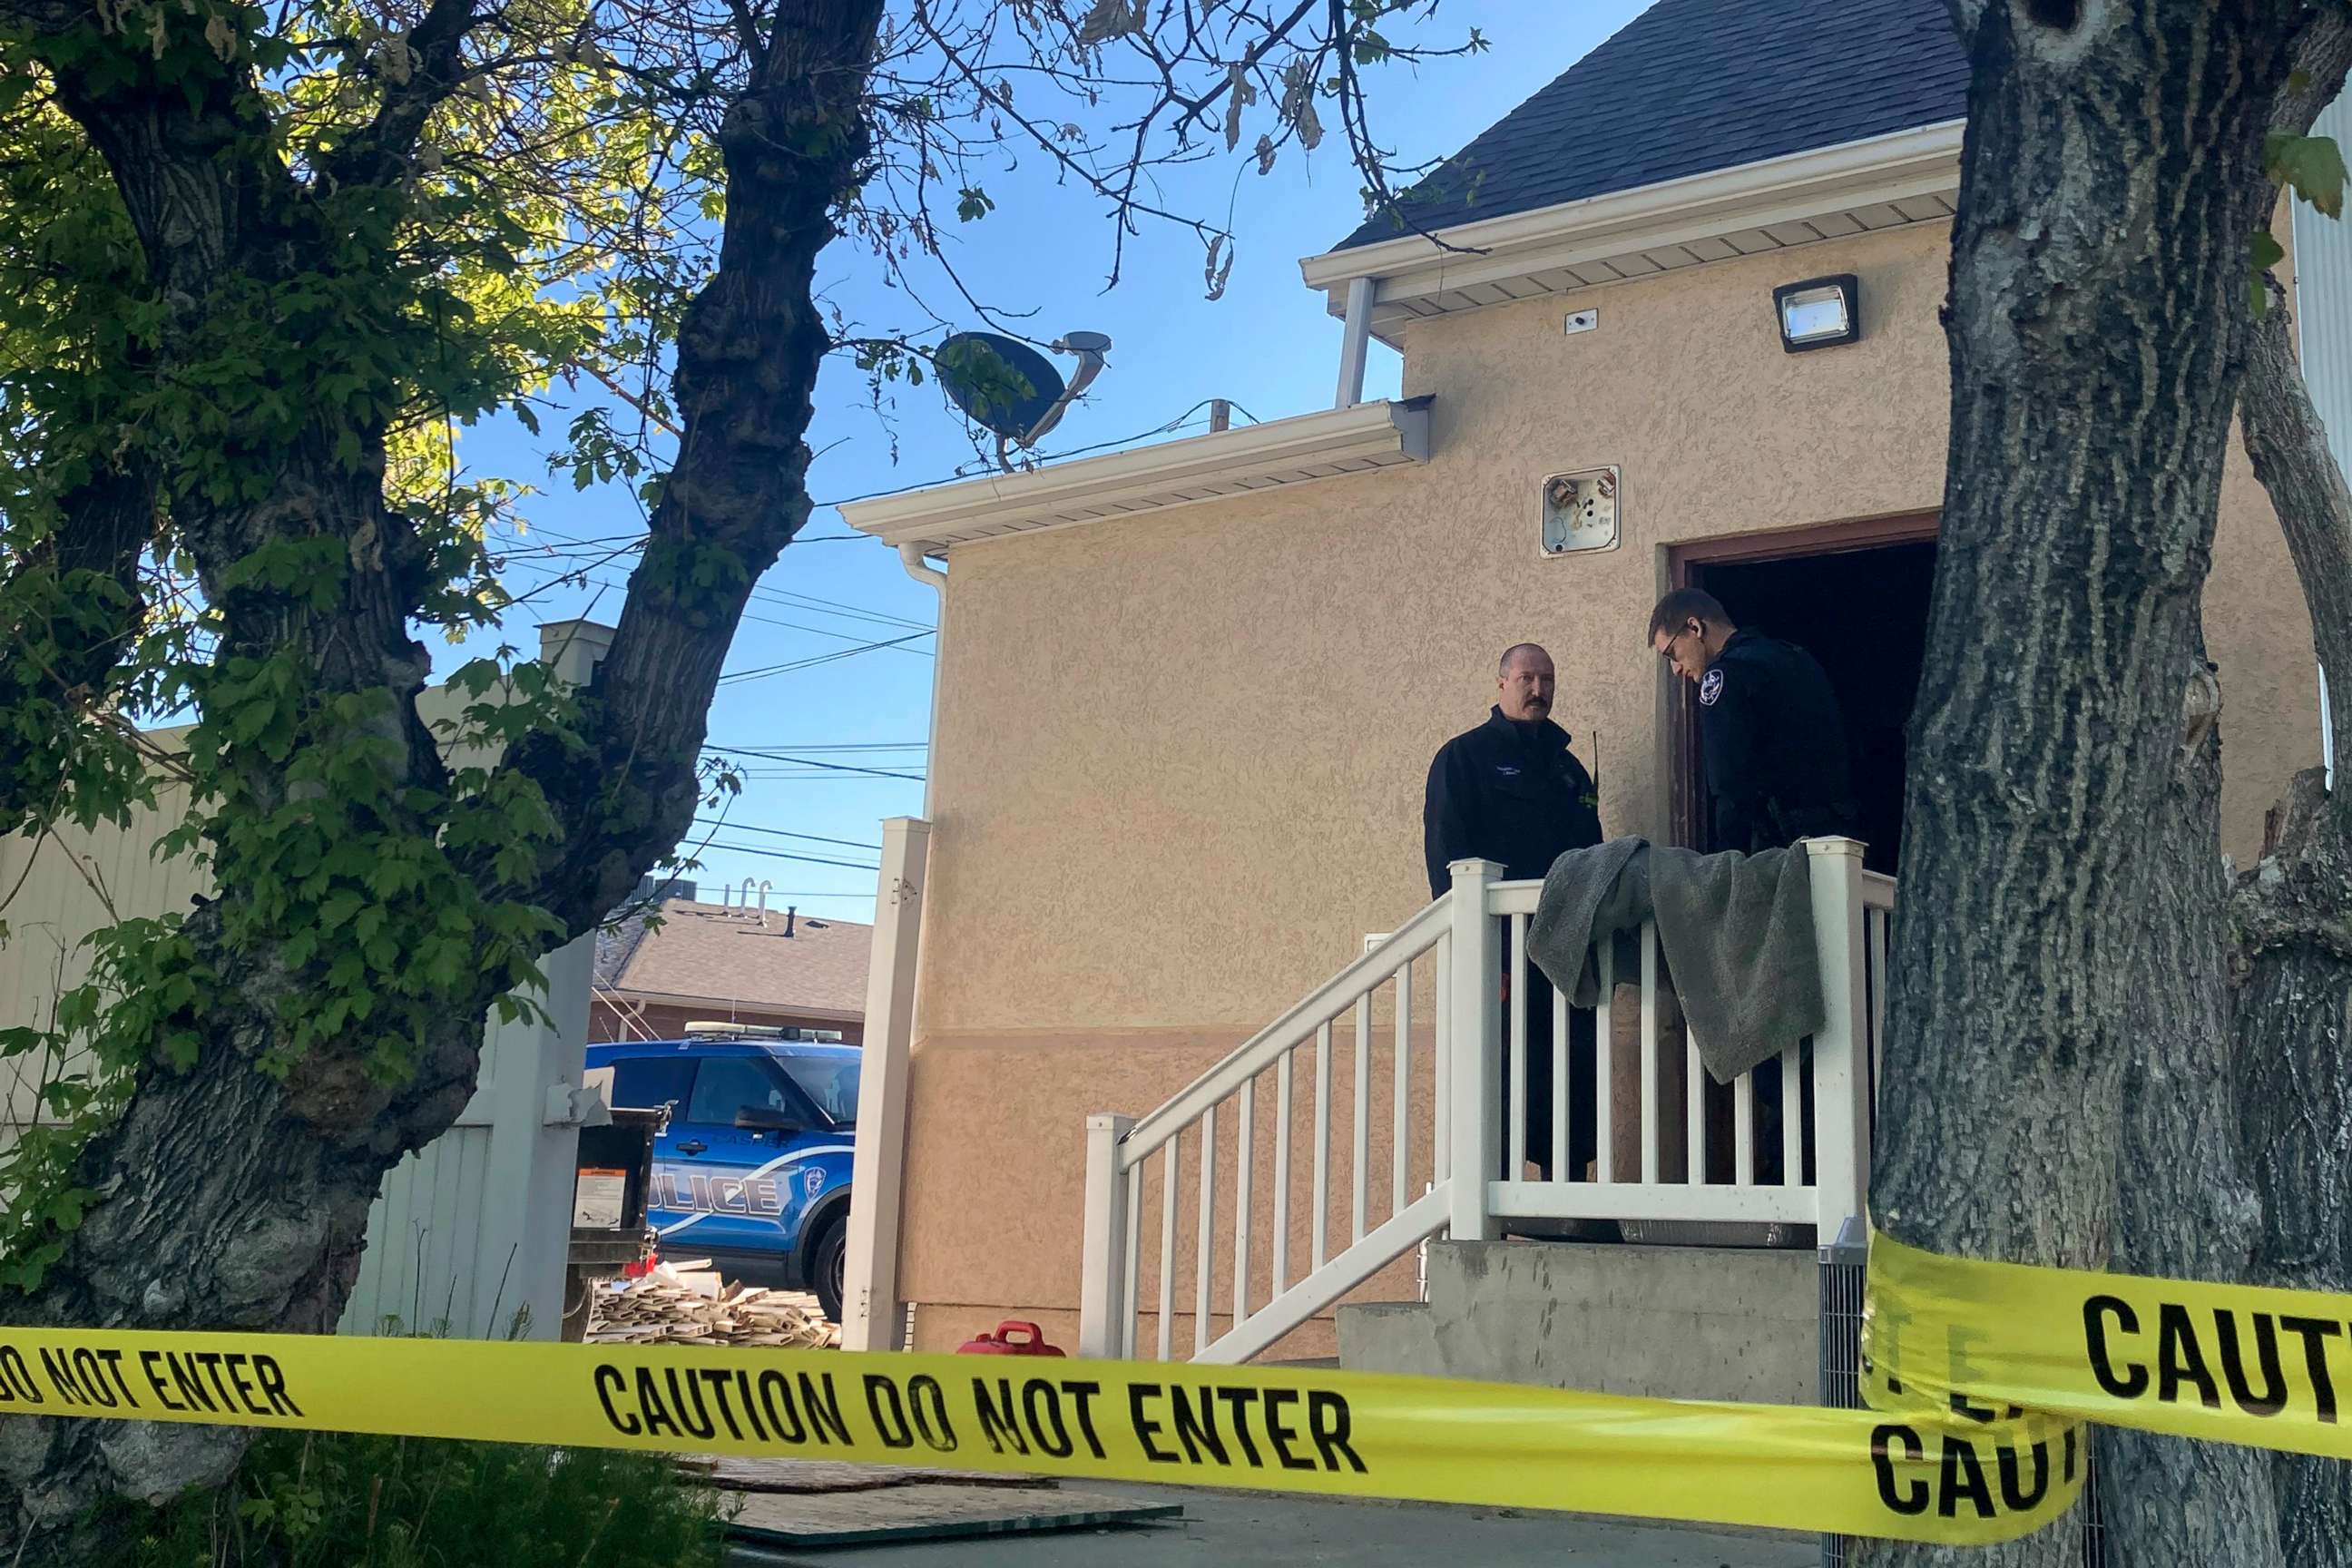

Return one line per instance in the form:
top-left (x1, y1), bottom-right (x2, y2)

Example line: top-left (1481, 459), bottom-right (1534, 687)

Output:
top-left (712, 741), bottom-right (927, 752)
top-left (502, 523), bottom-right (933, 632)
top-left (687, 841), bottom-right (880, 871)
top-left (713, 632), bottom-right (936, 685)
top-left (702, 743), bottom-right (926, 780)
top-left (691, 818), bottom-right (882, 852)
top-left (500, 557), bottom-right (936, 655)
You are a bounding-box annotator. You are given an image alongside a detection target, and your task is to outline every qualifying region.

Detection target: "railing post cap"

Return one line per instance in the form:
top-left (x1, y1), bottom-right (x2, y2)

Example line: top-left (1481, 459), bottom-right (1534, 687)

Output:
top-left (1801, 836), bottom-right (1866, 858)
top-left (1446, 857), bottom-right (1501, 880)
top-left (1087, 1112), bottom-right (1137, 1133)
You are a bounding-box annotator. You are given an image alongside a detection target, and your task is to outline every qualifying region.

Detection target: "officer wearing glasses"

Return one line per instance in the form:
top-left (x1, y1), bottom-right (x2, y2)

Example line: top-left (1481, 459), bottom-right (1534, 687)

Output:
top-left (1647, 589), bottom-right (1856, 854)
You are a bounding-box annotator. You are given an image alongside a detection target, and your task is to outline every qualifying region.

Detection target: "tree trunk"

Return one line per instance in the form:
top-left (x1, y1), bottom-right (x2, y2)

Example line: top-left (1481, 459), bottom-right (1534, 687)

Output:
top-left (2099, 710), bottom-right (2281, 1568)
top-left (2235, 277), bottom-right (2352, 1568)
top-left (2234, 772), bottom-right (2352, 1568)
top-left (1864, 4), bottom-right (2298, 1564)
top-left (0, 0), bottom-right (887, 1556)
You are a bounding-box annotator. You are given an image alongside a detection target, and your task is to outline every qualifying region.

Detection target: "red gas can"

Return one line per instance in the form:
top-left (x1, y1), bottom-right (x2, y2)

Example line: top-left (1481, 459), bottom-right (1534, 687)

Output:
top-left (955, 1320), bottom-right (1065, 1357)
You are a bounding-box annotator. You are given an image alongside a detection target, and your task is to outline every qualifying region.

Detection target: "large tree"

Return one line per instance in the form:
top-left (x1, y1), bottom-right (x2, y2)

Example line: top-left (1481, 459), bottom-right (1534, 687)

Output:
top-left (0, 0), bottom-right (1474, 1554)
top-left (1867, 3), bottom-right (2350, 1565)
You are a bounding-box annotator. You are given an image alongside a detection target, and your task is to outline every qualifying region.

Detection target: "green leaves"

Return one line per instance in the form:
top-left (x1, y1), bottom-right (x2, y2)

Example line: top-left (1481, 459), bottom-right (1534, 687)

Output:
top-left (2254, 133), bottom-right (2347, 316)
top-left (2252, 229), bottom-right (2288, 317)
top-left (2269, 132), bottom-right (2346, 220)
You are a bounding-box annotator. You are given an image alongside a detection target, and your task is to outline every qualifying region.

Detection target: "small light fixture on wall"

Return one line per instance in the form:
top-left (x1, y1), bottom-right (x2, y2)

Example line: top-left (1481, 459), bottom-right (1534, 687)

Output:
top-left (1773, 273), bottom-right (1861, 353)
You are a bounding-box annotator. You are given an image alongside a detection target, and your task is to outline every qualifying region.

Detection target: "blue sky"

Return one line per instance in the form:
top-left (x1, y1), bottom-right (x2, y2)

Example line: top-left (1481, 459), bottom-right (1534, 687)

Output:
top-left (453, 4), bottom-right (1646, 924)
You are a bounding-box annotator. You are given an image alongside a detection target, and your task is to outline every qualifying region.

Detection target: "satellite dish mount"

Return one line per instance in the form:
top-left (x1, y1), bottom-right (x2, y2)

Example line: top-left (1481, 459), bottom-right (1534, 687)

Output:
top-left (936, 330), bottom-right (1113, 471)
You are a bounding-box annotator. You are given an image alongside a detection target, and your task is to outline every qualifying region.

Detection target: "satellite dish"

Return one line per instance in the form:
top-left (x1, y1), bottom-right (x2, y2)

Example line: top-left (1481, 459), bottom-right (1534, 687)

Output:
top-left (936, 330), bottom-right (1112, 463)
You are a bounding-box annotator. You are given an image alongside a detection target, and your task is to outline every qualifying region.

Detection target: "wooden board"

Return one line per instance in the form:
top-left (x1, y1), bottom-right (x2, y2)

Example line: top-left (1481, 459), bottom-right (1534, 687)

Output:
top-left (721, 1485), bottom-right (1181, 1548)
top-left (679, 1456), bottom-right (1044, 1494)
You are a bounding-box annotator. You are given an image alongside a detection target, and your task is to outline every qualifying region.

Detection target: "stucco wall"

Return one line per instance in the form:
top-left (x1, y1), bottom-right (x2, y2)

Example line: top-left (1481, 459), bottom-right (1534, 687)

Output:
top-left (895, 220), bottom-right (2322, 1346)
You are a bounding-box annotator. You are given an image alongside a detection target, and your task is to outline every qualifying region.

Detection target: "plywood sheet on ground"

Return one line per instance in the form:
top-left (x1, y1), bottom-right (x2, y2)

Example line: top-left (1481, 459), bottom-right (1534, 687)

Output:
top-left (721, 1485), bottom-right (1181, 1547)
top-left (681, 1456), bottom-right (1042, 1494)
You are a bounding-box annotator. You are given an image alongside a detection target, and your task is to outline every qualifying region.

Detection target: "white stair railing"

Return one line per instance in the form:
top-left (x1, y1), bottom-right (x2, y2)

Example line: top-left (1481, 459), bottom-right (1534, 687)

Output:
top-left (1076, 884), bottom-right (1460, 1362)
top-left (1079, 842), bottom-right (1888, 1364)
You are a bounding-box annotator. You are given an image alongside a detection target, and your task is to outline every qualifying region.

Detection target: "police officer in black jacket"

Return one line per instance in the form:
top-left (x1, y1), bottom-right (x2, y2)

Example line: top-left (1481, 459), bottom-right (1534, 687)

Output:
top-left (1423, 644), bottom-right (1603, 1185)
top-left (1647, 589), bottom-right (1857, 854)
top-left (1648, 589), bottom-right (1855, 1187)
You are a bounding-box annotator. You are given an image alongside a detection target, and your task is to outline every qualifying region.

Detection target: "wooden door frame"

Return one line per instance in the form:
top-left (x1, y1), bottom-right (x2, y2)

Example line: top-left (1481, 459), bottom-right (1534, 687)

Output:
top-left (1661, 512), bottom-right (1941, 849)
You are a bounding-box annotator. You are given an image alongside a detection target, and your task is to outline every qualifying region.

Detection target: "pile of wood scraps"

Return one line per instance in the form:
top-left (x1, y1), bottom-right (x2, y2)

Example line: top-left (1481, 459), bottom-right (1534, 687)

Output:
top-left (584, 1258), bottom-right (836, 1348)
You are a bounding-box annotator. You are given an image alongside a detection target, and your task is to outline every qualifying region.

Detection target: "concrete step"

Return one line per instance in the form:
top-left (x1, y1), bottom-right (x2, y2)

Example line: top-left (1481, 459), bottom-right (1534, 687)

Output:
top-left (1336, 1240), bottom-right (1818, 1405)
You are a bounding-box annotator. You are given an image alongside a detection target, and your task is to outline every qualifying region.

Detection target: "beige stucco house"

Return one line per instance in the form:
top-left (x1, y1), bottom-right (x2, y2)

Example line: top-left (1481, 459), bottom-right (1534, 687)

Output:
top-left (841, 0), bottom-right (2330, 1367)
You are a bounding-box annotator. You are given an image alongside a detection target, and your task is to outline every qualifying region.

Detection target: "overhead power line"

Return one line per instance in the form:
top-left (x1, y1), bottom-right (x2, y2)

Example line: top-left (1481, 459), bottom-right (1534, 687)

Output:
top-left (499, 523), bottom-right (933, 632)
top-left (712, 741), bottom-right (926, 754)
top-left (691, 818), bottom-right (882, 853)
top-left (702, 743), bottom-right (926, 781)
top-left (685, 840), bottom-right (880, 871)
top-left (500, 558), bottom-right (936, 655)
top-left (713, 633), bottom-right (936, 685)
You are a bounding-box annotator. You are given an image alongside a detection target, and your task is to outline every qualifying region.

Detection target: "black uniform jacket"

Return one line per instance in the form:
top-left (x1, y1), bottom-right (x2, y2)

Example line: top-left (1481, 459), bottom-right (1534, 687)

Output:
top-left (1699, 630), bottom-right (1856, 854)
top-left (1423, 707), bottom-right (1603, 899)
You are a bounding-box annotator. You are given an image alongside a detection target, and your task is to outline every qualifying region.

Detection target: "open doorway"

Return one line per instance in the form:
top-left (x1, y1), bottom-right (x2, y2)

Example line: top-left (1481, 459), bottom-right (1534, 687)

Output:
top-left (1670, 519), bottom-right (1937, 877)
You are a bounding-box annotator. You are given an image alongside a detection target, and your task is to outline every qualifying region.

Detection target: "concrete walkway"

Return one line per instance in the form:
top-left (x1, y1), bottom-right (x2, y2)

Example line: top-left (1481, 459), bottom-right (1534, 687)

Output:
top-left (725, 1484), bottom-right (1818, 1567)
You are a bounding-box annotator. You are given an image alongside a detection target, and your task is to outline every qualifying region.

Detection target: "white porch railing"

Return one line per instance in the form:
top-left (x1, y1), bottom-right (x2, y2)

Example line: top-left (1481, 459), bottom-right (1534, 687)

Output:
top-left (1078, 838), bottom-right (1887, 1364)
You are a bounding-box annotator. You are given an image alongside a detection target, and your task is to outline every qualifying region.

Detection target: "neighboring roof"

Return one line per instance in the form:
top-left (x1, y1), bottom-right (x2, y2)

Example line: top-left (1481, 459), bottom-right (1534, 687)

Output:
top-left (840, 397), bottom-right (1431, 556)
top-left (594, 898), bottom-right (872, 1020)
top-left (1334, 0), bottom-right (1967, 251)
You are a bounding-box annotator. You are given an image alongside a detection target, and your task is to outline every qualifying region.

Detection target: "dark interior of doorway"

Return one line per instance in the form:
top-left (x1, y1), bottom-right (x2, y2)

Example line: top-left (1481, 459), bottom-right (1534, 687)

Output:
top-left (1687, 539), bottom-right (1936, 877)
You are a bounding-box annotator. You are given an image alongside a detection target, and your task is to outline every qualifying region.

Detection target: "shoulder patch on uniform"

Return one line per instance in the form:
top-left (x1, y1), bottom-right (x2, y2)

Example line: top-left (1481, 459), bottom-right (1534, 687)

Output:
top-left (1699, 669), bottom-right (1725, 707)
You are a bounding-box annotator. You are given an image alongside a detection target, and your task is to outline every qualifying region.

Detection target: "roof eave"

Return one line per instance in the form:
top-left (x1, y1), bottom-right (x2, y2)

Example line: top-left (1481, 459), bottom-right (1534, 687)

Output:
top-left (838, 396), bottom-right (1434, 555)
top-left (598, 987), bottom-right (866, 1024)
top-left (1298, 119), bottom-right (1965, 342)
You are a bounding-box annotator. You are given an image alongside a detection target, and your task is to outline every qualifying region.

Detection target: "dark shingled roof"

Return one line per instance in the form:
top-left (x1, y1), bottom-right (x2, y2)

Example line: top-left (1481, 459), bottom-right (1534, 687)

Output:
top-left (1333, 0), bottom-right (1967, 251)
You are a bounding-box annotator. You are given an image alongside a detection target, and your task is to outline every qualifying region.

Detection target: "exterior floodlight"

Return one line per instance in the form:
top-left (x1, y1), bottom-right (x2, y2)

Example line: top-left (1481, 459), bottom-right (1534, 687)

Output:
top-left (1773, 274), bottom-right (1860, 353)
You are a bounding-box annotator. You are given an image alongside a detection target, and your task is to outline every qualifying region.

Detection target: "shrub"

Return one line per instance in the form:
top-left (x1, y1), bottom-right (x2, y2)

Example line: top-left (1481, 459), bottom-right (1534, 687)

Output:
top-left (125, 1430), bottom-right (732, 1568)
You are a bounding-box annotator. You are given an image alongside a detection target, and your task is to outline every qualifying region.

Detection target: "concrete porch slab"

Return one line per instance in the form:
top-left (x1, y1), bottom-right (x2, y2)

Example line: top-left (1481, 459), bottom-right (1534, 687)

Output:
top-left (1338, 1240), bottom-right (1818, 1405)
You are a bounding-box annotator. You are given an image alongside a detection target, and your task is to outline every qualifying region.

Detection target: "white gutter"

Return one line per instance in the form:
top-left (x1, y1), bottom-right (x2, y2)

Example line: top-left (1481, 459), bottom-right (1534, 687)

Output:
top-left (840, 397), bottom-right (1432, 552)
top-left (1300, 119), bottom-right (1966, 315)
top-left (898, 544), bottom-right (946, 818)
top-left (1334, 276), bottom-right (1375, 408)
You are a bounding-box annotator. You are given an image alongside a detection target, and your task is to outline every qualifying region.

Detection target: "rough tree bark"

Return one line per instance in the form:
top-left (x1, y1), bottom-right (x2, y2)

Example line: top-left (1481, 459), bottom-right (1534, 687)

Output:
top-left (2094, 22), bottom-right (2352, 1568)
top-left (1865, 3), bottom-right (2304, 1565)
top-left (2236, 260), bottom-right (2352, 1566)
top-left (2100, 707), bottom-right (2282, 1568)
top-left (0, 0), bottom-right (887, 1556)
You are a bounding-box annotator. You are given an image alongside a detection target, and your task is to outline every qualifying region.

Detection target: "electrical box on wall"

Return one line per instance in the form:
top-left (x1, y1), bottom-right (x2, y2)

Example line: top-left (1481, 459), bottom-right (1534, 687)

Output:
top-left (1540, 466), bottom-right (1621, 556)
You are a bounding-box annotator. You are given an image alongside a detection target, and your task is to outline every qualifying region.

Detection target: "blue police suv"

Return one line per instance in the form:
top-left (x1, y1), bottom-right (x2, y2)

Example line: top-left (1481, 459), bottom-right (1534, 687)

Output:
top-left (585, 1025), bottom-right (859, 1322)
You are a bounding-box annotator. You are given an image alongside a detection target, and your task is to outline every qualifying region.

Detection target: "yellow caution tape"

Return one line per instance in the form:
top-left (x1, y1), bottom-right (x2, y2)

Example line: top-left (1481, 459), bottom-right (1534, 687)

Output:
top-left (1867, 1227), bottom-right (2352, 1457)
top-left (0, 1324), bottom-right (2080, 1544)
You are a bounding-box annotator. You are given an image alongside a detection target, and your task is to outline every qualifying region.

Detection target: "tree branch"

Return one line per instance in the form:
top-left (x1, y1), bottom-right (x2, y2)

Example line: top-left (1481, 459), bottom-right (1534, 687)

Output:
top-left (0, 463), bottom-right (160, 830)
top-left (487, 0), bottom-right (888, 937)
top-left (318, 0), bottom-right (488, 189)
top-left (2239, 6), bottom-right (2352, 829)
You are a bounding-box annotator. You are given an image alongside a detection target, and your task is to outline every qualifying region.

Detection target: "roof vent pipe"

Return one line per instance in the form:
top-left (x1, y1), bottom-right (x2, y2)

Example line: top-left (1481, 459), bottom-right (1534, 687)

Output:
top-left (785, 906), bottom-right (797, 938)
top-left (758, 880), bottom-right (772, 926)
